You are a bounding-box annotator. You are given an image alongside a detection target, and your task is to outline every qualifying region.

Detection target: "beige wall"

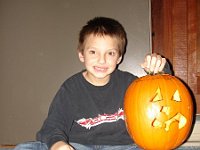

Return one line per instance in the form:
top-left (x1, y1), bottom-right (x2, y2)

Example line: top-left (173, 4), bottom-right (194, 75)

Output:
top-left (0, 0), bottom-right (150, 144)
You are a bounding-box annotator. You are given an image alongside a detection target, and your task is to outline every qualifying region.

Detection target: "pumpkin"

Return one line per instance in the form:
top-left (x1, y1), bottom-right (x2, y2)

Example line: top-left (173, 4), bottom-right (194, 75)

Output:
top-left (124, 74), bottom-right (193, 150)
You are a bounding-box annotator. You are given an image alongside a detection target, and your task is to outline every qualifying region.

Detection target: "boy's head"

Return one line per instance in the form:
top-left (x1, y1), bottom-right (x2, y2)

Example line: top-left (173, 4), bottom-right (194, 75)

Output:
top-left (78, 17), bottom-right (127, 57)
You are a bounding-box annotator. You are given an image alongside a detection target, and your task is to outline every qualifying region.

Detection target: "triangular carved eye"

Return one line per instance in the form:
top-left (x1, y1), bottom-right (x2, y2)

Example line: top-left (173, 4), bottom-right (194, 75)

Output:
top-left (172, 90), bottom-right (181, 102)
top-left (151, 88), bottom-right (163, 102)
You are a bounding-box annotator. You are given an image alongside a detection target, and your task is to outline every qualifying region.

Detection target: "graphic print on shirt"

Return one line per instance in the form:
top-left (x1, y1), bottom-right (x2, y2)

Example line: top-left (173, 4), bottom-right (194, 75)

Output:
top-left (76, 108), bottom-right (124, 129)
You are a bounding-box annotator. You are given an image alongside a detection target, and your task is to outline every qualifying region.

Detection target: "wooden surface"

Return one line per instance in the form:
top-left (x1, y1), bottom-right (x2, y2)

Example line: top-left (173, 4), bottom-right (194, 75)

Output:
top-left (151, 0), bottom-right (200, 114)
top-left (0, 145), bottom-right (15, 148)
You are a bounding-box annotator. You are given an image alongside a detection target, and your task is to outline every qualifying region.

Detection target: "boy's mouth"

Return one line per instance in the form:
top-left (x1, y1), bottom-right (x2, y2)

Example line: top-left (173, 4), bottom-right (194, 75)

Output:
top-left (94, 66), bottom-right (108, 72)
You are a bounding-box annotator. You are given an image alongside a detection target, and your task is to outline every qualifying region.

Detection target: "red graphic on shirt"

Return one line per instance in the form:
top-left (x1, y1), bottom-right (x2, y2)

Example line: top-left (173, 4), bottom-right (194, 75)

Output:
top-left (76, 108), bottom-right (124, 129)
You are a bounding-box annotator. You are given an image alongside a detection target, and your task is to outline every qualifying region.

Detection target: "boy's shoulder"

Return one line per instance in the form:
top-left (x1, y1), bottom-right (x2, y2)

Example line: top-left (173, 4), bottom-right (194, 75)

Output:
top-left (61, 70), bottom-right (84, 87)
top-left (114, 69), bottom-right (137, 78)
top-left (112, 69), bottom-right (138, 83)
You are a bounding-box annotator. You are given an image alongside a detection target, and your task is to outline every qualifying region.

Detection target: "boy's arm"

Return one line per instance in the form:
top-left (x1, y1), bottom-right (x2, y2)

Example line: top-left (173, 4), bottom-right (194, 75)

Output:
top-left (36, 86), bottom-right (74, 149)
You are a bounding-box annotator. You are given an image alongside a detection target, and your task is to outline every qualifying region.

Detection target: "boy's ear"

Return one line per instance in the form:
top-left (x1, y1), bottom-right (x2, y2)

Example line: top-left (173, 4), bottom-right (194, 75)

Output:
top-left (78, 51), bottom-right (85, 62)
top-left (117, 56), bottom-right (122, 64)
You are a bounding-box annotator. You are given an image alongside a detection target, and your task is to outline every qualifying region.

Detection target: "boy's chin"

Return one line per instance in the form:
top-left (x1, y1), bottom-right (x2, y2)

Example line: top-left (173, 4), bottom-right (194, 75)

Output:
top-left (93, 72), bottom-right (111, 79)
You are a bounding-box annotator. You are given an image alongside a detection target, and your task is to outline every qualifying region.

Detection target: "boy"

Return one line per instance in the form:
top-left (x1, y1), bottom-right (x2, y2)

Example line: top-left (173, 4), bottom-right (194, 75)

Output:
top-left (14, 17), bottom-right (169, 150)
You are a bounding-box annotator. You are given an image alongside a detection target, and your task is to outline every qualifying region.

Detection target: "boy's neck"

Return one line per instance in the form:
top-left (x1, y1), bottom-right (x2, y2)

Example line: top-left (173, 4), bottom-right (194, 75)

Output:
top-left (82, 71), bottom-right (110, 86)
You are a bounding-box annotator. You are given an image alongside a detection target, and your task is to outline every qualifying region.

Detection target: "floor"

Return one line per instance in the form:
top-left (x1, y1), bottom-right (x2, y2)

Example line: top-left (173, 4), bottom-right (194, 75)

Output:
top-left (1, 146), bottom-right (200, 150)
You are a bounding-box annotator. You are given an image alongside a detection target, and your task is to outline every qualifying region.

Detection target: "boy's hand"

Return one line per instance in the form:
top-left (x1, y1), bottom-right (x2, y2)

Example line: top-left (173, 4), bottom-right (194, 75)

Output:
top-left (141, 53), bottom-right (166, 74)
top-left (50, 141), bottom-right (74, 150)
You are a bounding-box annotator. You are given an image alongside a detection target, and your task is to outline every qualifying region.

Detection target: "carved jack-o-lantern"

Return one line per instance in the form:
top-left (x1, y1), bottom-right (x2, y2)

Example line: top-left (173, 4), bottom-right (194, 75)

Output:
top-left (124, 74), bottom-right (193, 150)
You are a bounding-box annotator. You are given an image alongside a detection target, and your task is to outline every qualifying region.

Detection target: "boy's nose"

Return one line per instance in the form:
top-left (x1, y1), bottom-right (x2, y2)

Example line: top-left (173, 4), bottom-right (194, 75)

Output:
top-left (98, 54), bottom-right (106, 64)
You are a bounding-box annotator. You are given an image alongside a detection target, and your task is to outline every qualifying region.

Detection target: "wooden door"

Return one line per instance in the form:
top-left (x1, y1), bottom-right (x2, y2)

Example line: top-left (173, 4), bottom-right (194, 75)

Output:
top-left (151, 0), bottom-right (200, 114)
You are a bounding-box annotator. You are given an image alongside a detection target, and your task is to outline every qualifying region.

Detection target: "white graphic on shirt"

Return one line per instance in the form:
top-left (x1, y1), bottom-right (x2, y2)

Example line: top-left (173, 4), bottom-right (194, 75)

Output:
top-left (76, 108), bottom-right (124, 129)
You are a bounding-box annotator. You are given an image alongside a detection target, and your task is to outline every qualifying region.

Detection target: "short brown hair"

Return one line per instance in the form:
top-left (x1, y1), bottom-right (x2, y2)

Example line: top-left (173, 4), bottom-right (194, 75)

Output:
top-left (78, 17), bottom-right (127, 56)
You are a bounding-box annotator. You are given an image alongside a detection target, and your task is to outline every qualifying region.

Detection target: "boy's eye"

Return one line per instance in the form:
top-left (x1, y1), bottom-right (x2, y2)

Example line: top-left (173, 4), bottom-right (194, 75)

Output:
top-left (108, 51), bottom-right (116, 56)
top-left (89, 50), bottom-right (96, 54)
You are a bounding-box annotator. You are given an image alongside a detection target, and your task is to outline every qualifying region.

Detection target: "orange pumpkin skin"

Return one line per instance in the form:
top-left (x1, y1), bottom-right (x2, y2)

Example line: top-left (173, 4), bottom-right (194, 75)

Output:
top-left (124, 74), bottom-right (193, 150)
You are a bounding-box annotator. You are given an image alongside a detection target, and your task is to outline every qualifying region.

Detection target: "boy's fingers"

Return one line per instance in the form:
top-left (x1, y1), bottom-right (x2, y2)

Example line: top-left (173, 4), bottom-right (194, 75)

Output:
top-left (158, 58), bottom-right (166, 72)
top-left (146, 54), bottom-right (151, 68)
top-left (141, 55), bottom-right (150, 73)
top-left (149, 54), bottom-right (157, 72)
top-left (154, 59), bottom-right (162, 74)
top-left (141, 53), bottom-right (166, 74)
top-left (153, 55), bottom-right (162, 73)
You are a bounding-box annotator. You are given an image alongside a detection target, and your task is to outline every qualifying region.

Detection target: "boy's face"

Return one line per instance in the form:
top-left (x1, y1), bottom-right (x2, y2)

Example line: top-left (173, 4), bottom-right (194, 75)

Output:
top-left (78, 34), bottom-right (122, 86)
